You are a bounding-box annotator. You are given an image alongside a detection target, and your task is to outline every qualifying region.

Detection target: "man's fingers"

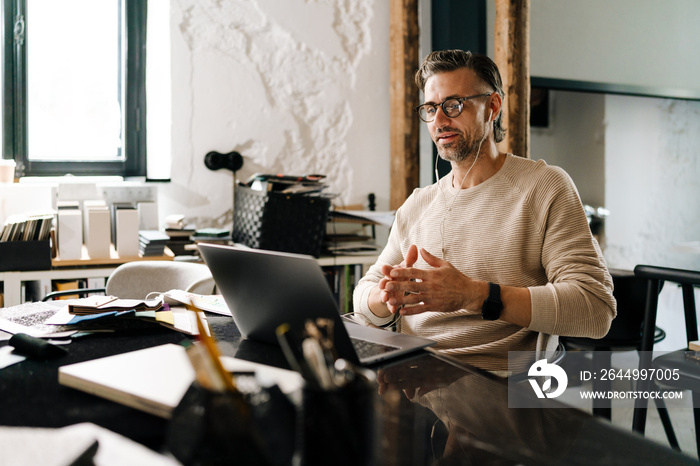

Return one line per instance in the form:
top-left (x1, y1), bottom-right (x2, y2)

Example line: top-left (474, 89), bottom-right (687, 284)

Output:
top-left (405, 244), bottom-right (419, 267)
top-left (420, 247), bottom-right (444, 267)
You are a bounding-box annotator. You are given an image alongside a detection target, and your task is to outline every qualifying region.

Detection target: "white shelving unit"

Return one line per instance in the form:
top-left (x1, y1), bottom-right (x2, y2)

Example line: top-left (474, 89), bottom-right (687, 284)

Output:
top-left (0, 254), bottom-right (379, 309)
top-left (0, 267), bottom-right (117, 308)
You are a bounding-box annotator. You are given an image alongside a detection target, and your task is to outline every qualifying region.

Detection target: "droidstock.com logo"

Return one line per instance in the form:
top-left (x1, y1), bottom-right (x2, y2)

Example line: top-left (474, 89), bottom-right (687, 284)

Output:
top-left (528, 359), bottom-right (568, 399)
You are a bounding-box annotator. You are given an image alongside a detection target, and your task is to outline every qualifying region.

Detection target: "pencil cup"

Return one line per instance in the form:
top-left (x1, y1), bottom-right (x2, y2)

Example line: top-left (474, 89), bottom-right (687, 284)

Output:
top-left (0, 159), bottom-right (15, 183)
top-left (166, 382), bottom-right (270, 466)
top-left (298, 379), bottom-right (375, 466)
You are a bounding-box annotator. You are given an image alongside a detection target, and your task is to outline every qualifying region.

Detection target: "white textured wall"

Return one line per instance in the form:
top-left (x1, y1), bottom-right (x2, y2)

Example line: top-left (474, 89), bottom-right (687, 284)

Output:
top-left (158, 0), bottom-right (390, 229)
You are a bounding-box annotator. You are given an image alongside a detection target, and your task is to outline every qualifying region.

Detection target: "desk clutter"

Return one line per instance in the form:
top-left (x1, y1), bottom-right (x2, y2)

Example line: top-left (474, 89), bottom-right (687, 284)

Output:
top-left (164, 314), bottom-right (375, 466)
top-left (233, 174), bottom-right (332, 258)
top-left (0, 293), bottom-right (376, 465)
top-left (0, 290), bottom-right (230, 342)
top-left (276, 318), bottom-right (375, 465)
top-left (163, 214), bottom-right (231, 258)
top-left (233, 173), bottom-right (392, 258)
top-left (48, 307), bottom-right (376, 465)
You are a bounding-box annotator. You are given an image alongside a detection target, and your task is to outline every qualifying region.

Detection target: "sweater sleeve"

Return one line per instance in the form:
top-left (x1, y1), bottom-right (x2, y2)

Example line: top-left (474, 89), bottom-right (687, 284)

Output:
top-left (526, 167), bottom-right (616, 338)
top-left (352, 194), bottom-right (414, 327)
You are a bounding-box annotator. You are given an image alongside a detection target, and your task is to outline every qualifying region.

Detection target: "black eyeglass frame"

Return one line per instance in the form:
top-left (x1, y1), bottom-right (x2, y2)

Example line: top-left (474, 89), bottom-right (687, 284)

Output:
top-left (414, 93), bottom-right (493, 123)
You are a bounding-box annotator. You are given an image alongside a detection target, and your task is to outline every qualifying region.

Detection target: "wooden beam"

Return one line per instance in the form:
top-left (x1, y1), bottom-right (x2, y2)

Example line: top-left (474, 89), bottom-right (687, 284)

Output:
top-left (389, 0), bottom-right (420, 210)
top-left (494, 0), bottom-right (531, 158)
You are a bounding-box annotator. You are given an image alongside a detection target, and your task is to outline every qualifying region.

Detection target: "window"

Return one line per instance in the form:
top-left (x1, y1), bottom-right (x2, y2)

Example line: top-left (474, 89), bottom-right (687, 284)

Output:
top-left (2, 0), bottom-right (146, 177)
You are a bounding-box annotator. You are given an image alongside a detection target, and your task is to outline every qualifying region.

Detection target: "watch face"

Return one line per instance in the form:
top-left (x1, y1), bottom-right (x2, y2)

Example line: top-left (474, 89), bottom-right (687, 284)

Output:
top-left (482, 299), bottom-right (502, 320)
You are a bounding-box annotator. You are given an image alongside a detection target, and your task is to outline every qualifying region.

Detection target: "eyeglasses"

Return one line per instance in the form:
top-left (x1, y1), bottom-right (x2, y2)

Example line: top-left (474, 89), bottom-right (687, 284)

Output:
top-left (414, 93), bottom-right (492, 123)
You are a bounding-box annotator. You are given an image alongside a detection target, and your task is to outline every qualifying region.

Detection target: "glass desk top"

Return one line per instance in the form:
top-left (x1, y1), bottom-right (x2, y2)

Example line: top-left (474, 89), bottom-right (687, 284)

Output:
top-left (0, 313), bottom-right (698, 465)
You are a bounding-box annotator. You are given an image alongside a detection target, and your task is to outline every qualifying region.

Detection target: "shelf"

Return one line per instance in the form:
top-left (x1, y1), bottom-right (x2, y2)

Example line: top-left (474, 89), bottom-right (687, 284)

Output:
top-left (52, 245), bottom-right (174, 268)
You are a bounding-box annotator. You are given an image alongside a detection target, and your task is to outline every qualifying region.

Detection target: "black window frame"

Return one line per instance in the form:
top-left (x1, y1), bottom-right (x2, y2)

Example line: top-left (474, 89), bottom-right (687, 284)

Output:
top-left (2, 0), bottom-right (147, 177)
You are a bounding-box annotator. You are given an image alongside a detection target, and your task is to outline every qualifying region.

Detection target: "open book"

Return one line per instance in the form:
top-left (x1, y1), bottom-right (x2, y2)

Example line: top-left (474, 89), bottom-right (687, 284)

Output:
top-left (42, 295), bottom-right (203, 336)
top-left (68, 295), bottom-right (163, 315)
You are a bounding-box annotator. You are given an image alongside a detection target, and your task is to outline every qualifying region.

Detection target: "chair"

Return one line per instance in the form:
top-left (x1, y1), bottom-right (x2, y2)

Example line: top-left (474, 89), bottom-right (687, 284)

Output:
top-left (43, 260), bottom-right (215, 301)
top-left (561, 269), bottom-right (667, 419)
top-left (105, 261), bottom-right (216, 298)
top-left (631, 264), bottom-right (700, 454)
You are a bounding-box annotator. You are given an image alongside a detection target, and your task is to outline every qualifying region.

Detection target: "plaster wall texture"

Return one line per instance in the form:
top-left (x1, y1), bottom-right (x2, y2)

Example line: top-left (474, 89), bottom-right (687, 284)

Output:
top-left (159, 0), bottom-right (389, 229)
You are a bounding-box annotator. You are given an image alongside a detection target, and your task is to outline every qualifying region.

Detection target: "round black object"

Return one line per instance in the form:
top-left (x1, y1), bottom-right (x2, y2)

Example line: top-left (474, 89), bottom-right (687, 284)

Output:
top-left (204, 151), bottom-right (243, 172)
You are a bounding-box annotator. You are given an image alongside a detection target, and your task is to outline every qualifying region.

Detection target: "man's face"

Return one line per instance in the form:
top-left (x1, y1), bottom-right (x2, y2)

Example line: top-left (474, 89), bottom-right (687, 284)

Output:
top-left (423, 68), bottom-right (491, 163)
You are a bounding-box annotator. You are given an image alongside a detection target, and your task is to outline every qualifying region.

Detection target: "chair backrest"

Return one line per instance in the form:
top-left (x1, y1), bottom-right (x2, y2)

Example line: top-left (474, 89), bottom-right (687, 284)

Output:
top-left (604, 269), bottom-right (650, 343)
top-left (105, 261), bottom-right (215, 299)
top-left (634, 264), bottom-right (700, 352)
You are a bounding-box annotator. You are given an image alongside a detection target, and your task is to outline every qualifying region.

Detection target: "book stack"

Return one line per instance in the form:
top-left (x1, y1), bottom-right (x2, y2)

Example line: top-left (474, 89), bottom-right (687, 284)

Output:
top-left (0, 212), bottom-right (54, 242)
top-left (163, 215), bottom-right (195, 256)
top-left (192, 228), bottom-right (230, 246)
top-left (165, 226), bottom-right (195, 256)
top-left (138, 230), bottom-right (170, 256)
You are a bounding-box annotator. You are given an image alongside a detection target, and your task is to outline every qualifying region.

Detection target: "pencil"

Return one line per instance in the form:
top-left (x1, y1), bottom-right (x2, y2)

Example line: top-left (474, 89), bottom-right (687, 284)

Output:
top-left (185, 303), bottom-right (238, 393)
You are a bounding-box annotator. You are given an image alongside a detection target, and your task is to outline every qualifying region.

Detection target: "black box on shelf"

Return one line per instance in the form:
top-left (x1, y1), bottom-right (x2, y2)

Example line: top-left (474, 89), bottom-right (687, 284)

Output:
top-left (232, 185), bottom-right (330, 258)
top-left (0, 240), bottom-right (52, 271)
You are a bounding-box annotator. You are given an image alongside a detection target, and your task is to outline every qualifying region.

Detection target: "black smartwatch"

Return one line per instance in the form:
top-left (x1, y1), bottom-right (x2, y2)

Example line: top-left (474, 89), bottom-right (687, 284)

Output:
top-left (481, 282), bottom-right (503, 320)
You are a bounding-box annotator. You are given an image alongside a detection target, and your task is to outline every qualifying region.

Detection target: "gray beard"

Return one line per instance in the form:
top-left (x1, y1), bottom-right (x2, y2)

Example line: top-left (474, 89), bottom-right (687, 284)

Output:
top-left (436, 132), bottom-right (482, 163)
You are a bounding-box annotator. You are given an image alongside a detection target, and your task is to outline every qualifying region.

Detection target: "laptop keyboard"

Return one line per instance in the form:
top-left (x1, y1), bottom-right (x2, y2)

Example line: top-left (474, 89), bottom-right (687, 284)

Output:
top-left (351, 338), bottom-right (400, 359)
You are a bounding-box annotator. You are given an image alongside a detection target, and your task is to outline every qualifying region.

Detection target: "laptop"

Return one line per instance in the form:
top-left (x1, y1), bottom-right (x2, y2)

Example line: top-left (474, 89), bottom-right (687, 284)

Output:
top-left (198, 243), bottom-right (435, 365)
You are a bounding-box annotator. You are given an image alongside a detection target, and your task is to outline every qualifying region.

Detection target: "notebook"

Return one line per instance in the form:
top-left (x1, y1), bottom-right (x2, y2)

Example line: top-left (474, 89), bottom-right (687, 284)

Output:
top-left (198, 243), bottom-right (435, 365)
top-left (58, 343), bottom-right (304, 419)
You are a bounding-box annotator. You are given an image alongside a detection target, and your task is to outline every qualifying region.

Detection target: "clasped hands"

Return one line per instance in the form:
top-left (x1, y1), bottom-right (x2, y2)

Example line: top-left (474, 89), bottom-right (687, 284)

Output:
top-left (377, 244), bottom-right (484, 316)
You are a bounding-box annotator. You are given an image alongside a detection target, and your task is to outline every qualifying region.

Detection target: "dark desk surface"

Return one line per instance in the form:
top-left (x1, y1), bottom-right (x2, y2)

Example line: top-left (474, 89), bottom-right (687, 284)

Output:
top-left (1, 314), bottom-right (698, 466)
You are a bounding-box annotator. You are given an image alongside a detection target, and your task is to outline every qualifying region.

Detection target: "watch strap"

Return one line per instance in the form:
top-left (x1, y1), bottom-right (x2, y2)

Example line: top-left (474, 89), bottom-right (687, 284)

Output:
top-left (481, 282), bottom-right (503, 320)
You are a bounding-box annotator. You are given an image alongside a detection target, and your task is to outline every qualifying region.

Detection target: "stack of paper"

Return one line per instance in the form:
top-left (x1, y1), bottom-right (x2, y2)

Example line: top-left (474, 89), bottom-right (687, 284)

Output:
top-left (0, 212), bottom-right (54, 242)
top-left (138, 230), bottom-right (169, 256)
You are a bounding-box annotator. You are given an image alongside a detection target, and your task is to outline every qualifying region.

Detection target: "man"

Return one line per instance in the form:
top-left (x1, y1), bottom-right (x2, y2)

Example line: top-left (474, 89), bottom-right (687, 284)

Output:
top-left (353, 50), bottom-right (616, 371)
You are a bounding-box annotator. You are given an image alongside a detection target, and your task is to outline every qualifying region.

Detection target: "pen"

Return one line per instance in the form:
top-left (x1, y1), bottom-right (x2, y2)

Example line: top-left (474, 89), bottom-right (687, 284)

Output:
top-left (95, 296), bottom-right (119, 308)
top-left (305, 319), bottom-right (337, 364)
top-left (276, 323), bottom-right (319, 387)
top-left (302, 337), bottom-right (334, 390)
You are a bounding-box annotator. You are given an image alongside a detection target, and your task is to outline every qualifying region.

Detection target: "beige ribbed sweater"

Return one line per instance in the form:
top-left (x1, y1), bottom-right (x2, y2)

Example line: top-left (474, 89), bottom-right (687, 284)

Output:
top-left (353, 154), bottom-right (616, 370)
